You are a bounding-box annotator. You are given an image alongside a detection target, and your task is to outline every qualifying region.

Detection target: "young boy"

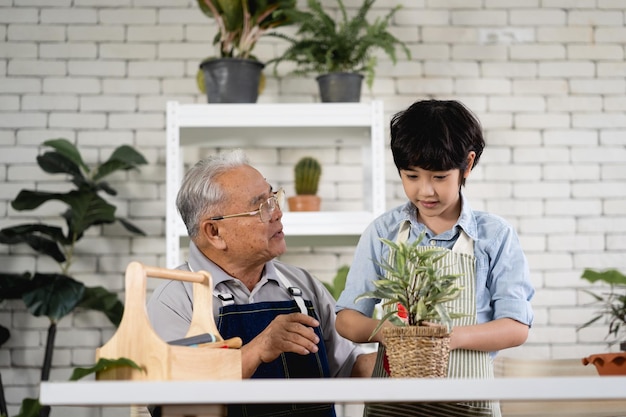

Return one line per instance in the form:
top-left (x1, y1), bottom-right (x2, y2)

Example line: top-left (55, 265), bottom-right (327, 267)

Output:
top-left (335, 99), bottom-right (534, 417)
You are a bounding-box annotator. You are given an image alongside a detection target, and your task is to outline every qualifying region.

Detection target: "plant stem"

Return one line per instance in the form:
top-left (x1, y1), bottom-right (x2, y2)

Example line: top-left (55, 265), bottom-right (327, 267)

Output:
top-left (0, 373), bottom-right (8, 417)
top-left (38, 322), bottom-right (56, 417)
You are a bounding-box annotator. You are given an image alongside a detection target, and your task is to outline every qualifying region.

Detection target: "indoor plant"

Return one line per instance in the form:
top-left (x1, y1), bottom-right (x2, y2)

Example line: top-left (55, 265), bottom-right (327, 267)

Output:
top-left (270, 0), bottom-right (411, 102)
top-left (356, 233), bottom-right (464, 378)
top-left (196, 0), bottom-right (296, 103)
top-left (0, 139), bottom-right (147, 417)
top-left (578, 268), bottom-right (626, 375)
top-left (287, 156), bottom-right (322, 212)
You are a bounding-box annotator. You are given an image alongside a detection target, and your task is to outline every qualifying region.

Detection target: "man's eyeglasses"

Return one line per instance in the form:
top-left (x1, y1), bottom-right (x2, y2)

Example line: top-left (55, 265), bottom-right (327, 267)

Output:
top-left (209, 188), bottom-right (285, 223)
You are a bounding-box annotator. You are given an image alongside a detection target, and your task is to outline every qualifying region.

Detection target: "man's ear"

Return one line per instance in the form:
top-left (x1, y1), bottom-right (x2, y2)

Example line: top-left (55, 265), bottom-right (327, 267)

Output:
top-left (199, 219), bottom-right (227, 250)
top-left (464, 151), bottom-right (476, 178)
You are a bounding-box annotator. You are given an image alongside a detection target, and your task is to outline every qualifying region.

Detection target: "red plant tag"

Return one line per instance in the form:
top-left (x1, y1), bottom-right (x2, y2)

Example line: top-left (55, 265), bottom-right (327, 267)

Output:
top-left (397, 303), bottom-right (408, 323)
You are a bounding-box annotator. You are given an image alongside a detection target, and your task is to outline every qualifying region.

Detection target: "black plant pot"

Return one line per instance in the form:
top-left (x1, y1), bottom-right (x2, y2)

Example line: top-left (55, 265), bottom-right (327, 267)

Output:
top-left (316, 72), bottom-right (363, 103)
top-left (200, 58), bottom-right (265, 103)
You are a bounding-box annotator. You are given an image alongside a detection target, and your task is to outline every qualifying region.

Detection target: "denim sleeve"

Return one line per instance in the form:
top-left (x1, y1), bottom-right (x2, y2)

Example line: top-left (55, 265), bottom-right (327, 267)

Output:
top-left (476, 218), bottom-right (535, 327)
top-left (335, 221), bottom-right (387, 318)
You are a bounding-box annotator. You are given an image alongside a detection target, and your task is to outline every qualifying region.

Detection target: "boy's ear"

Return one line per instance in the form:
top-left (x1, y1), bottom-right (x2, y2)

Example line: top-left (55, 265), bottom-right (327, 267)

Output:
top-left (464, 151), bottom-right (476, 178)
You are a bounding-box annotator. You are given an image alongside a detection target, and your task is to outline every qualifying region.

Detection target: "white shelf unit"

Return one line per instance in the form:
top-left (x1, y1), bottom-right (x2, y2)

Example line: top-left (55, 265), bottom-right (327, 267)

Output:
top-left (166, 101), bottom-right (386, 269)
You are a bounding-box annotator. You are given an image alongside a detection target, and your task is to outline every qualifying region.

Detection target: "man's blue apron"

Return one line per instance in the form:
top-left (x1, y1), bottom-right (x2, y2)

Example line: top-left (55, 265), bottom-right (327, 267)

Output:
top-left (215, 273), bottom-right (336, 417)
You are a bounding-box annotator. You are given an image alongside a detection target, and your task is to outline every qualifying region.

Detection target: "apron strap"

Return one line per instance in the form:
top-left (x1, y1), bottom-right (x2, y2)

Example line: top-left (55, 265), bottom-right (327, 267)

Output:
top-left (275, 270), bottom-right (308, 315)
top-left (194, 260), bottom-right (308, 315)
top-left (396, 220), bottom-right (411, 244)
top-left (452, 229), bottom-right (474, 256)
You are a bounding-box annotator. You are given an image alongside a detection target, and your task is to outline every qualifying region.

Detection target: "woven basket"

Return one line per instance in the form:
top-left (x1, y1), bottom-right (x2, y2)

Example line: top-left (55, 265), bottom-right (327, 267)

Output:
top-left (382, 325), bottom-right (451, 378)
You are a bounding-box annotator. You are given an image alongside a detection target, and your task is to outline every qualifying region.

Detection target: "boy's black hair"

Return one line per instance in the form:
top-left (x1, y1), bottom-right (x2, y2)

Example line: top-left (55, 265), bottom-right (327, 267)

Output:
top-left (390, 100), bottom-right (485, 185)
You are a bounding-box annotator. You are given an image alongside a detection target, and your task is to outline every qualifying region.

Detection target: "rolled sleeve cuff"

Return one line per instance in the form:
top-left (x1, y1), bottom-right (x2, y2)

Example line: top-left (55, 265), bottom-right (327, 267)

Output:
top-left (492, 298), bottom-right (534, 327)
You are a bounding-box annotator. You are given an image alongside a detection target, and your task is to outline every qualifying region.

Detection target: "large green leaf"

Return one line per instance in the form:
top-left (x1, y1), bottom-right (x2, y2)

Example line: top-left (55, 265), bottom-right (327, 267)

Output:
top-left (37, 152), bottom-right (86, 187)
top-left (0, 224), bottom-right (67, 261)
top-left (581, 269), bottom-right (626, 286)
top-left (42, 139), bottom-right (89, 173)
top-left (13, 398), bottom-right (41, 417)
top-left (92, 145), bottom-right (148, 181)
top-left (70, 357), bottom-right (144, 381)
top-left (0, 323), bottom-right (9, 346)
top-left (0, 272), bottom-right (34, 301)
top-left (22, 273), bottom-right (85, 322)
top-left (79, 286), bottom-right (124, 326)
top-left (116, 217), bottom-right (146, 236)
top-left (61, 192), bottom-right (117, 237)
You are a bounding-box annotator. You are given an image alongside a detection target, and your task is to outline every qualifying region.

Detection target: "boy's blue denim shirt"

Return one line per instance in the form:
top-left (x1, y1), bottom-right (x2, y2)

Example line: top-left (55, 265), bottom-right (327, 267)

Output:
top-left (336, 195), bottom-right (535, 332)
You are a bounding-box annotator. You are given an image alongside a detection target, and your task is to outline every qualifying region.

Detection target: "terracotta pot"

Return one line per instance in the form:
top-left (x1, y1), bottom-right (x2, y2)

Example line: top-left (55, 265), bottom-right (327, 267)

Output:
top-left (582, 352), bottom-right (626, 376)
top-left (382, 325), bottom-right (451, 378)
top-left (287, 195), bottom-right (321, 212)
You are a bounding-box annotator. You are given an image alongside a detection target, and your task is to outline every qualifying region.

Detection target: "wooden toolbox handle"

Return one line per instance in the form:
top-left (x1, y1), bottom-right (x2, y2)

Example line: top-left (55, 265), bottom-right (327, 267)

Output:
top-left (96, 262), bottom-right (242, 381)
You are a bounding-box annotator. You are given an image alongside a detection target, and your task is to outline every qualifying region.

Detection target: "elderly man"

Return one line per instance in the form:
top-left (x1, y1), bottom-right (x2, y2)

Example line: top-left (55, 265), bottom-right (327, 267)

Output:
top-left (147, 149), bottom-right (374, 417)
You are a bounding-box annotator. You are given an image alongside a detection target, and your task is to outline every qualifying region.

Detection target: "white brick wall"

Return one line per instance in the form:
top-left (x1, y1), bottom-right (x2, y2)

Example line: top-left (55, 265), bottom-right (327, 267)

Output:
top-left (1, 1), bottom-right (625, 416)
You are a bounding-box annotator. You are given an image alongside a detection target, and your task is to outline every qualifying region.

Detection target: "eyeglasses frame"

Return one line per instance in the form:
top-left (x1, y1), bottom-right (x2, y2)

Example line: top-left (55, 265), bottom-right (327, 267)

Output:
top-left (208, 188), bottom-right (285, 223)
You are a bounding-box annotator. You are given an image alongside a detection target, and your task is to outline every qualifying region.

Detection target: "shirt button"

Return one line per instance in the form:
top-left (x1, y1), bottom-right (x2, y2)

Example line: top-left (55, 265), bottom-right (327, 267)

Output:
top-left (429, 240), bottom-right (436, 246)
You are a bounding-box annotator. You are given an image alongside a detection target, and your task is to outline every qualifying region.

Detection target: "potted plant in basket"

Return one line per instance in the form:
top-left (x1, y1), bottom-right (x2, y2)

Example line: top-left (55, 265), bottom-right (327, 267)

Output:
top-left (287, 156), bottom-right (322, 212)
top-left (355, 233), bottom-right (464, 378)
top-left (196, 0), bottom-right (297, 103)
top-left (0, 139), bottom-right (147, 417)
top-left (578, 268), bottom-right (626, 376)
top-left (269, 0), bottom-right (411, 102)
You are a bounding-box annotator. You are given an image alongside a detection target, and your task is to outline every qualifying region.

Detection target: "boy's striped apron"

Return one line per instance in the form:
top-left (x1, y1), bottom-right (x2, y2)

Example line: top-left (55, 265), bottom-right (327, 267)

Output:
top-left (364, 221), bottom-right (501, 417)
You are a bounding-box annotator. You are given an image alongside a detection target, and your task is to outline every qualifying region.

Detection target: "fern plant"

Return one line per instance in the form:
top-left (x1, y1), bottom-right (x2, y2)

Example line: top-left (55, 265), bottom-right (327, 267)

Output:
top-left (578, 268), bottom-right (626, 349)
top-left (269, 0), bottom-right (410, 88)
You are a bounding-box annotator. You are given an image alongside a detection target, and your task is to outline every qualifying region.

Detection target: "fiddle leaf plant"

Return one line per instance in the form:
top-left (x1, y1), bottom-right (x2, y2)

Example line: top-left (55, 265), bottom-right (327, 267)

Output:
top-left (356, 232), bottom-right (464, 340)
top-left (578, 268), bottom-right (626, 349)
top-left (0, 138), bottom-right (147, 417)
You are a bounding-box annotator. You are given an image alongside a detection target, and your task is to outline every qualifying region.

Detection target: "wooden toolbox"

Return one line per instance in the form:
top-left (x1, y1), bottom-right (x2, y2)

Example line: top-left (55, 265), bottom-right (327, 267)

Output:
top-left (96, 261), bottom-right (242, 382)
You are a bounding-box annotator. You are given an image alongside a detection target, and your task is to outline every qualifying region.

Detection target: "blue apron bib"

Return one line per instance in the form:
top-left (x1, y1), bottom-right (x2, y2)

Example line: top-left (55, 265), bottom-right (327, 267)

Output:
top-left (217, 297), bottom-right (336, 417)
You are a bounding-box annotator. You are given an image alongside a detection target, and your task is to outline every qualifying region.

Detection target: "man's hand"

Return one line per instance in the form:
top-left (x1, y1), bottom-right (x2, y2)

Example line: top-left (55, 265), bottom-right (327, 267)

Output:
top-left (240, 313), bottom-right (321, 378)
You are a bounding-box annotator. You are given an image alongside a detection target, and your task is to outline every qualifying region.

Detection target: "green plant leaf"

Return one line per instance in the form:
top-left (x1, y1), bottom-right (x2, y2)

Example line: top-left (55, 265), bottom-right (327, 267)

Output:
top-left (79, 286), bottom-right (124, 326)
top-left (92, 145), bottom-right (148, 181)
top-left (59, 191), bottom-right (117, 238)
top-left (22, 273), bottom-right (85, 322)
top-left (581, 269), bottom-right (626, 286)
top-left (116, 217), bottom-right (146, 236)
top-left (323, 265), bottom-right (349, 300)
top-left (0, 272), bottom-right (35, 301)
top-left (42, 138), bottom-right (89, 173)
top-left (37, 152), bottom-right (86, 187)
top-left (13, 398), bottom-right (41, 417)
top-left (69, 357), bottom-right (144, 381)
top-left (357, 232), bottom-right (464, 329)
top-left (0, 224), bottom-right (68, 262)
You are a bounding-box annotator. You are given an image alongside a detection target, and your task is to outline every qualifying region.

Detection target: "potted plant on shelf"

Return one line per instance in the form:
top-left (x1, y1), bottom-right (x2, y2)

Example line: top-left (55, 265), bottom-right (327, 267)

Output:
top-left (0, 138), bottom-right (148, 417)
top-left (196, 0), bottom-right (296, 103)
top-left (355, 233), bottom-right (464, 378)
top-left (578, 268), bottom-right (626, 376)
top-left (269, 0), bottom-right (411, 102)
top-left (287, 156), bottom-right (322, 212)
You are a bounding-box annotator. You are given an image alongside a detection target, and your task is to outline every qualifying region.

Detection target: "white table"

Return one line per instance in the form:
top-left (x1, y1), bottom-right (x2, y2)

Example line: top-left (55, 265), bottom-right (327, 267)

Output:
top-left (41, 377), bottom-right (626, 417)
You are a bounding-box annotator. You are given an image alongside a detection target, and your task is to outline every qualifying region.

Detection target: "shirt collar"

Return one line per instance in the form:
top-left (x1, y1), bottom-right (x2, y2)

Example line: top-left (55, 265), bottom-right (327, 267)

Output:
top-left (187, 241), bottom-right (281, 289)
top-left (457, 192), bottom-right (478, 241)
top-left (397, 192), bottom-right (478, 241)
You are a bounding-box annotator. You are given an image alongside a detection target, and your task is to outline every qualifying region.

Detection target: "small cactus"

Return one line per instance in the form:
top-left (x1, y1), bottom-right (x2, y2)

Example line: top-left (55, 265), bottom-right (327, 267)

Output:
top-left (294, 157), bottom-right (321, 195)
